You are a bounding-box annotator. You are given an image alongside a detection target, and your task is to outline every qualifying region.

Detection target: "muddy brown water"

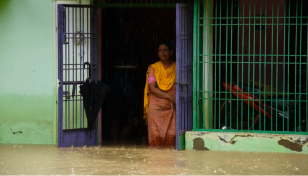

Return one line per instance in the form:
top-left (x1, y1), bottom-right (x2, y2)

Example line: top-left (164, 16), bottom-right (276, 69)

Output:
top-left (0, 144), bottom-right (307, 175)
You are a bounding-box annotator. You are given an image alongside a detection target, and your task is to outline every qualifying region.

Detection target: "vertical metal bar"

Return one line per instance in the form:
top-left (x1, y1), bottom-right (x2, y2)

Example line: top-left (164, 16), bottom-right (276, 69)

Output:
top-left (294, 0), bottom-right (298, 132)
top-left (65, 7), bottom-right (70, 129)
top-left (184, 5), bottom-right (187, 132)
top-left (69, 7), bottom-right (74, 130)
top-left (198, 0), bottom-right (201, 129)
top-left (283, 0), bottom-right (286, 132)
top-left (65, 7), bottom-right (68, 130)
top-left (187, 4), bottom-right (191, 131)
top-left (202, 1), bottom-right (205, 129)
top-left (193, 0), bottom-right (197, 129)
top-left (197, 0), bottom-right (204, 128)
top-left (306, 0), bottom-right (308, 133)
top-left (248, 0), bottom-right (251, 130)
top-left (230, 0), bottom-right (234, 130)
top-left (263, 0), bottom-right (267, 131)
top-left (175, 3), bottom-right (191, 149)
top-left (271, 0), bottom-right (274, 131)
top-left (57, 4), bottom-right (65, 147)
top-left (214, 0), bottom-right (218, 129)
top-left (75, 7), bottom-right (78, 129)
top-left (67, 7), bottom-right (69, 130)
top-left (287, 0), bottom-right (290, 132)
top-left (71, 7), bottom-right (75, 129)
top-left (241, 0), bottom-right (245, 130)
top-left (68, 7), bottom-right (71, 130)
top-left (225, 0), bottom-right (229, 130)
top-left (176, 3), bottom-right (180, 150)
top-left (189, 5), bottom-right (193, 131)
top-left (65, 8), bottom-right (68, 130)
top-left (219, 0), bottom-right (222, 129)
top-left (276, 0), bottom-right (279, 131)
top-left (86, 7), bottom-right (89, 128)
top-left (252, 0), bottom-right (256, 130)
top-left (184, 6), bottom-right (186, 130)
top-left (66, 7), bottom-right (69, 130)
top-left (76, 7), bottom-right (80, 128)
top-left (299, 0), bottom-right (303, 132)
top-left (82, 6), bottom-right (85, 128)
top-left (236, 0), bottom-right (239, 130)
top-left (207, 0), bottom-right (211, 130)
top-left (187, 5), bottom-right (191, 130)
top-left (259, 0), bottom-right (262, 130)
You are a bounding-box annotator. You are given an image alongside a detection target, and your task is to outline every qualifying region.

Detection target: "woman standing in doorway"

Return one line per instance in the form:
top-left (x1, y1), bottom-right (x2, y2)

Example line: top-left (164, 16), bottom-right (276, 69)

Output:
top-left (144, 41), bottom-right (176, 146)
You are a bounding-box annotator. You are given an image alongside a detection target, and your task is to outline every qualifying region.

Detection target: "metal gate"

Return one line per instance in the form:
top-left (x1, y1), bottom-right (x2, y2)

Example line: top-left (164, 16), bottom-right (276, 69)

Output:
top-left (176, 4), bottom-right (193, 150)
top-left (194, 0), bottom-right (308, 134)
top-left (58, 4), bottom-right (98, 147)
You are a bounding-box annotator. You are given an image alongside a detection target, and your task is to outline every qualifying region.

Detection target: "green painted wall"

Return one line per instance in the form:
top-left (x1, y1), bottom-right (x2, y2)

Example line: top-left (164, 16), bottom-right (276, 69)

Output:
top-left (186, 131), bottom-right (308, 154)
top-left (0, 0), bottom-right (55, 144)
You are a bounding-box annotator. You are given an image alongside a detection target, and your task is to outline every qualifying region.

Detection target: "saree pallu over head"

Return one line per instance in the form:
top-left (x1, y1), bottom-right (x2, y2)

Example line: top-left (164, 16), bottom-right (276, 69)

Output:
top-left (143, 61), bottom-right (176, 124)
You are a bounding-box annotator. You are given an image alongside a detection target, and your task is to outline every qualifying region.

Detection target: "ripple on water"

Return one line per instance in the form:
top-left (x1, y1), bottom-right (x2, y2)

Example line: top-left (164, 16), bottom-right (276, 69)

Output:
top-left (0, 144), bottom-right (307, 175)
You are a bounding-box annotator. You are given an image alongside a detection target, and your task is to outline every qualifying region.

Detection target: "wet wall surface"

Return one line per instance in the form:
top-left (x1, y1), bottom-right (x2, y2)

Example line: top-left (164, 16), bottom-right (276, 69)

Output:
top-left (186, 132), bottom-right (308, 154)
top-left (0, 144), bottom-right (307, 175)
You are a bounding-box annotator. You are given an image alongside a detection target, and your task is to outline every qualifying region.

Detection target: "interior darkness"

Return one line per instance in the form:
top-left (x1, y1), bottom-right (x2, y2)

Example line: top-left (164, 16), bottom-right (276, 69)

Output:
top-left (100, 8), bottom-right (176, 145)
top-left (213, 0), bottom-right (239, 93)
top-left (212, 0), bottom-right (239, 125)
top-left (285, 0), bottom-right (308, 93)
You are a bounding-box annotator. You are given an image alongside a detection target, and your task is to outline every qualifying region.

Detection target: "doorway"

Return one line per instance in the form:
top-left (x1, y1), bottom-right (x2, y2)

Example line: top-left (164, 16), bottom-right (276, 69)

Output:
top-left (100, 7), bottom-right (177, 145)
top-left (57, 3), bottom-right (193, 148)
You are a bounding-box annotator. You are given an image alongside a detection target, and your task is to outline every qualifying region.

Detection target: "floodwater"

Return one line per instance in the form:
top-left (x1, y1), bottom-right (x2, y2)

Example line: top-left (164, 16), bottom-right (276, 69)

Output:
top-left (0, 144), bottom-right (307, 175)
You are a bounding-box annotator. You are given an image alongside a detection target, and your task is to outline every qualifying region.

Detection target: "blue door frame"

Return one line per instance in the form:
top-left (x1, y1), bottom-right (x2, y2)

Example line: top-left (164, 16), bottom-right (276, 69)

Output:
top-left (175, 3), bottom-right (193, 150)
top-left (57, 4), bottom-right (98, 147)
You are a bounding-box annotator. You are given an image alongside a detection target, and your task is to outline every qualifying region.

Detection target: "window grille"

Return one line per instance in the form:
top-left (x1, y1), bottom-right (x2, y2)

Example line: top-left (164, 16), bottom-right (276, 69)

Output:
top-left (193, 0), bottom-right (308, 134)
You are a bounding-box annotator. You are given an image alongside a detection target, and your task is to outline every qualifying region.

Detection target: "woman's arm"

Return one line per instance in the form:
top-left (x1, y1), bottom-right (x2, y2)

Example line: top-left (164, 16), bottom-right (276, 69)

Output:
top-left (149, 81), bottom-right (176, 104)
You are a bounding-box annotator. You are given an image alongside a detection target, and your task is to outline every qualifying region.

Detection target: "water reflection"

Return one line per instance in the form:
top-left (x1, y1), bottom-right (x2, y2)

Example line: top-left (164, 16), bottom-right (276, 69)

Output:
top-left (0, 144), bottom-right (307, 175)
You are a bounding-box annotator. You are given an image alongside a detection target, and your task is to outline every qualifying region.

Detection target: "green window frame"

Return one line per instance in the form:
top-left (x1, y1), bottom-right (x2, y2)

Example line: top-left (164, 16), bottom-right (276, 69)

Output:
top-left (94, 0), bottom-right (193, 7)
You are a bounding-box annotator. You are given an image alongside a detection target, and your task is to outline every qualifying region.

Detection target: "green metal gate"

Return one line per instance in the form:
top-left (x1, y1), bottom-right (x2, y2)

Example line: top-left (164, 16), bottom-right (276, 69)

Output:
top-left (193, 0), bottom-right (308, 134)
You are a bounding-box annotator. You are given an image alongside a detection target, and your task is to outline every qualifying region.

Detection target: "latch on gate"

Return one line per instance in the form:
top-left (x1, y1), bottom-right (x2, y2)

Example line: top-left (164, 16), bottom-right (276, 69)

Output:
top-left (63, 91), bottom-right (70, 100)
top-left (175, 82), bottom-right (188, 101)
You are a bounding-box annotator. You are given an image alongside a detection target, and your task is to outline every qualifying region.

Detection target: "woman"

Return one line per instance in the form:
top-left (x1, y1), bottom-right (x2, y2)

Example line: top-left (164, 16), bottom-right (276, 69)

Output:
top-left (144, 41), bottom-right (176, 146)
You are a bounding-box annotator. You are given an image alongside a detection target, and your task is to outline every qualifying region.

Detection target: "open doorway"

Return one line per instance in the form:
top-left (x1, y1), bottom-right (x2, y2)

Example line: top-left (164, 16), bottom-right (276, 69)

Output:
top-left (100, 7), bottom-right (176, 145)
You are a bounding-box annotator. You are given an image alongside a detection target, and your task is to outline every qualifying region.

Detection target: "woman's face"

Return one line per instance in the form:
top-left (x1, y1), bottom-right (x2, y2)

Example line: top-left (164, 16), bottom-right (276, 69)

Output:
top-left (157, 44), bottom-right (173, 62)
